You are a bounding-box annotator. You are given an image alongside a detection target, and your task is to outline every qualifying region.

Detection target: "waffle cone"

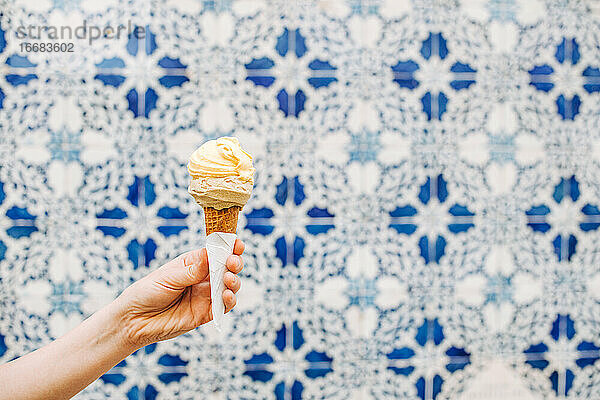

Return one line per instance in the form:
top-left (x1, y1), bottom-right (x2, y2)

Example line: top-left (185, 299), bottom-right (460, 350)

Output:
top-left (203, 206), bottom-right (240, 235)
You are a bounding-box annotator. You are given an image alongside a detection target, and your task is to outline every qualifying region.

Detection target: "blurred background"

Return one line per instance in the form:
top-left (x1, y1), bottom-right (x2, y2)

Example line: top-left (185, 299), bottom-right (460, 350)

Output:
top-left (2, 0), bottom-right (600, 399)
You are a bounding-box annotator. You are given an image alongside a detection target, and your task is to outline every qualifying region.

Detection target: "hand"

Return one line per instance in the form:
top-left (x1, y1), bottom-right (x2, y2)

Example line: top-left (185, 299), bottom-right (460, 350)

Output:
top-left (115, 239), bottom-right (245, 349)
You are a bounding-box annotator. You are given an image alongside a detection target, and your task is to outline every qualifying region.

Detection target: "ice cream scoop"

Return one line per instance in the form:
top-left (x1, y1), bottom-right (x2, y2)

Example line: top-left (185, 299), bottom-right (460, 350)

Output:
top-left (188, 137), bottom-right (254, 212)
top-left (188, 136), bottom-right (254, 181)
top-left (187, 136), bottom-right (254, 330)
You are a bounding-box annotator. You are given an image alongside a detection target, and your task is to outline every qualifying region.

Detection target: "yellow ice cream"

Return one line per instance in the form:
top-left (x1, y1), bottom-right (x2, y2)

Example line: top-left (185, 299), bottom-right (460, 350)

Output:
top-left (187, 137), bottom-right (254, 182)
top-left (187, 137), bottom-right (255, 210)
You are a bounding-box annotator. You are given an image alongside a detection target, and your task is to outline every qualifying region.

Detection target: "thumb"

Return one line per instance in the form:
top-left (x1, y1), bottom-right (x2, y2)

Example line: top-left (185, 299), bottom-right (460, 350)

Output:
top-left (156, 248), bottom-right (209, 290)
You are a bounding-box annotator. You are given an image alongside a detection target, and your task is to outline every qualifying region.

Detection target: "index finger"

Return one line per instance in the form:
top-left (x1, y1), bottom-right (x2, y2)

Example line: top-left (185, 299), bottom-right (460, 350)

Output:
top-left (233, 239), bottom-right (245, 255)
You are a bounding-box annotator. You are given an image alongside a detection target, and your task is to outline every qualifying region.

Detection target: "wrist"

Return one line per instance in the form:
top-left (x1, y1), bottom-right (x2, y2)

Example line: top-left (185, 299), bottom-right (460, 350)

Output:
top-left (106, 292), bottom-right (142, 354)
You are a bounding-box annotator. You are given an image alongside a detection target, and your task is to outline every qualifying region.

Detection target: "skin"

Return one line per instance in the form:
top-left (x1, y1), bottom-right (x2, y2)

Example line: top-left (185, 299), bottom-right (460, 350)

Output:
top-left (0, 239), bottom-right (245, 400)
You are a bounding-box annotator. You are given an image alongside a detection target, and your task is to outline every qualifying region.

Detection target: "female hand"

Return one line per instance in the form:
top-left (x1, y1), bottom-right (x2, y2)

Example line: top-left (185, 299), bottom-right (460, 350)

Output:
top-left (116, 239), bottom-right (245, 349)
top-left (0, 241), bottom-right (245, 400)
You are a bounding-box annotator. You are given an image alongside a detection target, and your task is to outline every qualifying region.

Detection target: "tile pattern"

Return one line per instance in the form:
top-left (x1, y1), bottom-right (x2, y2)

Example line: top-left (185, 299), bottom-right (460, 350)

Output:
top-left (1, 0), bottom-right (600, 399)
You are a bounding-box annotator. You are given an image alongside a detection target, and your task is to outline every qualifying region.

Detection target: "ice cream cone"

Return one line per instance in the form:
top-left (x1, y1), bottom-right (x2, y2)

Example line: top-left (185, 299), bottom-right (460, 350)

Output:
top-left (187, 137), bottom-right (254, 331)
top-left (203, 206), bottom-right (240, 235)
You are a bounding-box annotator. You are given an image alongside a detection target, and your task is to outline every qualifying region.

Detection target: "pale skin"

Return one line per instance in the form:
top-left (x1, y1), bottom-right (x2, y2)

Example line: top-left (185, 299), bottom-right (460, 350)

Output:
top-left (0, 239), bottom-right (245, 400)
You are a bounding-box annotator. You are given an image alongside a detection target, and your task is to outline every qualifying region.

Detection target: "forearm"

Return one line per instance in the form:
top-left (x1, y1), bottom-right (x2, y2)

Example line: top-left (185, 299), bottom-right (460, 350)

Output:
top-left (0, 297), bottom-right (138, 400)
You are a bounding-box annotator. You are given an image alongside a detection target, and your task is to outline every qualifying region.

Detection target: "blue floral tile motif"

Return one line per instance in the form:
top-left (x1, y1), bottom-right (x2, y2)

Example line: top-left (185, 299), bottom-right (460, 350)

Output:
top-left (529, 38), bottom-right (600, 120)
top-left (387, 319), bottom-right (470, 400)
top-left (0, 167), bottom-right (38, 239)
top-left (245, 176), bottom-right (334, 267)
top-left (0, 334), bottom-right (6, 358)
top-left (244, 322), bottom-right (333, 400)
top-left (202, 0), bottom-right (232, 12)
top-left (526, 176), bottom-right (600, 262)
top-left (49, 280), bottom-right (85, 315)
top-left (347, 130), bottom-right (381, 164)
top-left (0, 22), bottom-right (6, 108)
top-left (489, 133), bottom-right (516, 163)
top-left (347, 0), bottom-right (382, 15)
top-left (4, 1), bottom-right (600, 398)
top-left (48, 131), bottom-right (82, 162)
top-left (96, 176), bottom-right (188, 269)
top-left (245, 27), bottom-right (337, 117)
top-left (0, 19), bottom-right (5, 104)
top-left (0, 21), bottom-right (5, 54)
top-left (95, 58), bottom-right (127, 88)
top-left (51, 0), bottom-right (82, 11)
top-left (391, 32), bottom-right (476, 120)
top-left (127, 239), bottom-right (158, 270)
top-left (6, 205), bottom-right (38, 239)
top-left (348, 277), bottom-right (377, 308)
top-left (101, 343), bottom-right (187, 400)
top-left (0, 184), bottom-right (8, 256)
top-left (486, 0), bottom-right (518, 22)
top-left (5, 55), bottom-right (38, 87)
top-left (95, 27), bottom-right (189, 118)
top-left (524, 315), bottom-right (600, 397)
top-left (483, 274), bottom-right (513, 305)
top-left (389, 175), bottom-right (475, 264)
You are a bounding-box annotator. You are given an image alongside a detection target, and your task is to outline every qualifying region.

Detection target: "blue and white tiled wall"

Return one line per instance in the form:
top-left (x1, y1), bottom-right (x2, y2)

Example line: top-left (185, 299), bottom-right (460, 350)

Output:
top-left (2, 0), bottom-right (600, 398)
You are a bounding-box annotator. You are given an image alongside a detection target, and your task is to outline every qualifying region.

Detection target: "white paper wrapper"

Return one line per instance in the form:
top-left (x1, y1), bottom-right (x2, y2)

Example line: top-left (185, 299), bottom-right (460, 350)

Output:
top-left (206, 232), bottom-right (237, 331)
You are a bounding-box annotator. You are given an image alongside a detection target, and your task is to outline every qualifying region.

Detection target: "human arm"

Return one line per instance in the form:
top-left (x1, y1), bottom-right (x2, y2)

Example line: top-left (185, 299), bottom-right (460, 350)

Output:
top-left (0, 240), bottom-right (245, 400)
